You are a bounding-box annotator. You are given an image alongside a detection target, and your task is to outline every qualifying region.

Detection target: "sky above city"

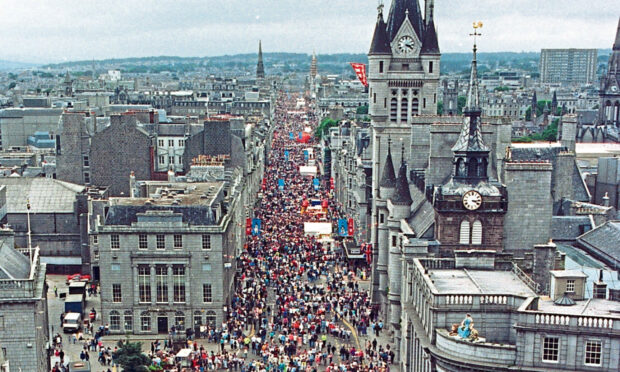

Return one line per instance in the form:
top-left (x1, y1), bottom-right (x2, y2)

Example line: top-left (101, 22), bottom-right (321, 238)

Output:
top-left (0, 0), bottom-right (617, 63)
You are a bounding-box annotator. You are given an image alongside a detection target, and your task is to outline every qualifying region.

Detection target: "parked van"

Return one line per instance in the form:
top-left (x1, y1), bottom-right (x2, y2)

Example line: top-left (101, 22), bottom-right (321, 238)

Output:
top-left (63, 312), bottom-right (82, 333)
top-left (68, 361), bottom-right (90, 372)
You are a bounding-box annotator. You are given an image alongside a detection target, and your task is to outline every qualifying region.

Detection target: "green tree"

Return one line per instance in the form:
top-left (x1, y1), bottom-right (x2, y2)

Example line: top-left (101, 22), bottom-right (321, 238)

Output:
top-left (437, 101), bottom-right (443, 115)
top-left (356, 105), bottom-right (368, 115)
top-left (113, 341), bottom-right (150, 372)
top-left (457, 96), bottom-right (467, 115)
top-left (494, 86), bottom-right (510, 92)
top-left (315, 118), bottom-right (338, 139)
top-left (8, 82), bottom-right (16, 90)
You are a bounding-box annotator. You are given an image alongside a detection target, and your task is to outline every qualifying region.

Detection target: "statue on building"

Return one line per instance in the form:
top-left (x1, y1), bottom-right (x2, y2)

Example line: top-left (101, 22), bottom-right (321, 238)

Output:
top-left (449, 313), bottom-right (479, 341)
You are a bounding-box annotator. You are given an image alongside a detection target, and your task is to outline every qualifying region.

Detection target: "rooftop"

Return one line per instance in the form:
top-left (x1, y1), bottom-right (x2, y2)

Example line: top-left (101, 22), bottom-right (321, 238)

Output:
top-left (537, 298), bottom-right (620, 317)
top-left (428, 269), bottom-right (536, 297)
top-left (111, 181), bottom-right (223, 207)
top-left (0, 178), bottom-right (85, 213)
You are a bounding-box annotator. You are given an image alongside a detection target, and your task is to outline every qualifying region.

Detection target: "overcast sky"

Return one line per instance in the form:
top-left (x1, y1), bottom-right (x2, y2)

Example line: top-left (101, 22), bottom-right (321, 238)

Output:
top-left (0, 0), bottom-right (617, 63)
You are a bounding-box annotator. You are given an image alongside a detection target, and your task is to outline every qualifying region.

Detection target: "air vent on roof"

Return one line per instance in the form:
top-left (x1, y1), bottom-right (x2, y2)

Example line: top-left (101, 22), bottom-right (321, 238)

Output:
top-left (554, 292), bottom-right (576, 306)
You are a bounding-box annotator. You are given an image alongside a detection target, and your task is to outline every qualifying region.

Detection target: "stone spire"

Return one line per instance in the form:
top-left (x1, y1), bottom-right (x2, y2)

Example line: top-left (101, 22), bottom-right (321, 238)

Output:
top-left (386, 0), bottom-right (425, 42)
top-left (369, 3), bottom-right (391, 55)
top-left (391, 142), bottom-right (412, 205)
top-left (451, 23), bottom-right (489, 183)
top-left (310, 50), bottom-right (318, 79)
top-left (551, 91), bottom-right (558, 114)
top-left (256, 40), bottom-right (265, 80)
top-left (379, 139), bottom-right (396, 188)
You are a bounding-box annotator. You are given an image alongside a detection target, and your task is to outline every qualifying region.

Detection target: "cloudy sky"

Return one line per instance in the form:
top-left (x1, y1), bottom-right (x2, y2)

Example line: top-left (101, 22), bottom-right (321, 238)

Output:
top-left (0, 0), bottom-right (617, 63)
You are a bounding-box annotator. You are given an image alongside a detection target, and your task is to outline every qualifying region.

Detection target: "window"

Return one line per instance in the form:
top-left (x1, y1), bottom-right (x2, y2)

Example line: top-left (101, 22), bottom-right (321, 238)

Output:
top-left (390, 98), bottom-right (398, 122)
top-left (174, 311), bottom-right (185, 327)
top-left (156, 266), bottom-right (168, 303)
top-left (138, 266), bottom-right (151, 303)
top-left (384, 97), bottom-right (387, 108)
top-left (0, 315), bottom-right (3, 330)
top-left (139, 234), bottom-right (148, 250)
top-left (156, 234), bottom-right (165, 250)
top-left (206, 311), bottom-right (217, 327)
top-left (112, 284), bottom-right (122, 303)
top-left (140, 312), bottom-right (150, 332)
top-left (178, 139), bottom-right (185, 147)
top-left (83, 155), bottom-right (89, 167)
top-left (173, 234), bottom-right (183, 249)
top-left (542, 336), bottom-right (559, 363)
top-left (158, 139), bottom-right (164, 147)
top-left (109, 311), bottom-right (120, 331)
top-left (379, 213), bottom-right (385, 224)
top-left (124, 310), bottom-right (133, 332)
top-left (173, 266), bottom-right (186, 303)
top-left (373, 93), bottom-right (377, 104)
top-left (202, 263), bottom-right (212, 271)
top-left (584, 340), bottom-right (602, 366)
top-left (169, 156), bottom-right (175, 164)
top-left (202, 235), bottom-right (211, 250)
top-left (471, 220), bottom-right (482, 245)
top-left (411, 98), bottom-right (419, 116)
top-left (92, 235), bottom-right (98, 244)
top-left (84, 172), bottom-right (90, 184)
top-left (168, 139), bottom-right (174, 147)
top-left (391, 235), bottom-right (397, 247)
top-left (203, 283), bottom-right (213, 303)
top-left (159, 155), bottom-right (166, 165)
top-left (193, 311), bottom-right (203, 326)
top-left (111, 234), bottom-right (120, 250)
top-left (379, 61), bottom-right (384, 73)
top-left (401, 97), bottom-right (408, 122)
top-left (429, 61), bottom-right (433, 74)
top-left (566, 279), bottom-right (575, 293)
top-left (111, 263), bottom-right (120, 271)
top-left (459, 220), bottom-right (471, 244)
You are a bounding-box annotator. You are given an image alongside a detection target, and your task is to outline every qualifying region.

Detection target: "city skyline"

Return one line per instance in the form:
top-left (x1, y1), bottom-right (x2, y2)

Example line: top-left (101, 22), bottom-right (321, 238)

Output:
top-left (0, 0), bottom-right (617, 63)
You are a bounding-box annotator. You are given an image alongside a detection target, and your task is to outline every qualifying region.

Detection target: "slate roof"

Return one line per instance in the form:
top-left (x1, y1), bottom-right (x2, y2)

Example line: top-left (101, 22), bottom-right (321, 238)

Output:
top-left (392, 160), bottom-right (413, 205)
top-left (105, 205), bottom-right (216, 226)
top-left (551, 216), bottom-right (592, 241)
top-left (369, 15), bottom-right (391, 55)
top-left (379, 146), bottom-right (396, 188)
top-left (386, 0), bottom-right (424, 43)
top-left (0, 238), bottom-right (31, 279)
top-left (576, 221), bottom-right (620, 268)
top-left (0, 178), bottom-right (85, 214)
top-left (420, 20), bottom-right (440, 54)
top-left (407, 184), bottom-right (435, 238)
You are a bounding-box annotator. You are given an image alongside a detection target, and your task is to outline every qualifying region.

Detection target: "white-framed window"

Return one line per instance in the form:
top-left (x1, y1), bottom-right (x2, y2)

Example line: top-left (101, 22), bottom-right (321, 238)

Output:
top-left (202, 234), bottom-right (211, 250)
top-left (140, 312), bottom-right (150, 331)
top-left (83, 155), bottom-right (89, 167)
top-left (173, 234), bottom-right (183, 249)
top-left (173, 266), bottom-right (186, 303)
top-left (169, 156), bottom-right (175, 164)
top-left (92, 235), bottom-right (98, 244)
top-left (202, 263), bottom-right (212, 271)
top-left (179, 139), bottom-right (185, 147)
top-left (471, 220), bottom-right (482, 245)
top-left (542, 336), bottom-right (559, 363)
top-left (84, 172), bottom-right (90, 184)
top-left (110, 234), bottom-right (120, 250)
top-left (112, 283), bottom-right (122, 303)
top-left (584, 339), bottom-right (602, 366)
top-left (168, 139), bottom-right (174, 147)
top-left (156, 234), bottom-right (165, 250)
top-left (158, 139), bottom-right (164, 147)
top-left (566, 279), bottom-right (575, 293)
top-left (139, 234), bottom-right (148, 250)
top-left (156, 266), bottom-right (168, 303)
top-left (111, 263), bottom-right (120, 271)
top-left (203, 283), bottom-right (213, 303)
top-left (206, 310), bottom-right (216, 327)
top-left (459, 220), bottom-right (470, 244)
top-left (159, 155), bottom-right (166, 165)
top-left (109, 311), bottom-right (121, 331)
top-left (174, 311), bottom-right (185, 327)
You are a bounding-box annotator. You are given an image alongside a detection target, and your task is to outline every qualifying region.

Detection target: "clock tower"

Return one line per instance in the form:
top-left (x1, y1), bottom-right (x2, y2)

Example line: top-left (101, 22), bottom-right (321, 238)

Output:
top-left (598, 18), bottom-right (620, 128)
top-left (433, 24), bottom-right (507, 255)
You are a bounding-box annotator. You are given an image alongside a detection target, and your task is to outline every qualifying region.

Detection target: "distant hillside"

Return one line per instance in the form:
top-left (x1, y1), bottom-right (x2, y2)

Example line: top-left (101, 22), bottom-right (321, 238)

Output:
top-left (0, 60), bottom-right (37, 71)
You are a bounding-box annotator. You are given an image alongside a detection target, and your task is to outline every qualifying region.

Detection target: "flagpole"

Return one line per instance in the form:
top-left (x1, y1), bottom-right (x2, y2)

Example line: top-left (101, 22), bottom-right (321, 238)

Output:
top-left (26, 198), bottom-right (32, 263)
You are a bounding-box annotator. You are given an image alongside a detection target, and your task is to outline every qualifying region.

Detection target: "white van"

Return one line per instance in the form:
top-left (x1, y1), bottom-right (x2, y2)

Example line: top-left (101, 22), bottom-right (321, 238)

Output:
top-left (63, 312), bottom-right (82, 333)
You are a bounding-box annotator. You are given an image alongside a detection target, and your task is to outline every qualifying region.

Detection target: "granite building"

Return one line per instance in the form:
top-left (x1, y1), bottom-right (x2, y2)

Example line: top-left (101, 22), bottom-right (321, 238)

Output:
top-left (598, 18), bottom-right (620, 129)
top-left (0, 232), bottom-right (49, 372)
top-left (540, 49), bottom-right (597, 85)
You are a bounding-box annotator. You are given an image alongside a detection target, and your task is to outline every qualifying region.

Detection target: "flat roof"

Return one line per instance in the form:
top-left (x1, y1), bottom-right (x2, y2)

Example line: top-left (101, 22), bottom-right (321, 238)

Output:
top-left (428, 269), bottom-right (536, 297)
top-left (538, 298), bottom-right (620, 317)
top-left (550, 270), bottom-right (588, 278)
top-left (111, 182), bottom-right (222, 207)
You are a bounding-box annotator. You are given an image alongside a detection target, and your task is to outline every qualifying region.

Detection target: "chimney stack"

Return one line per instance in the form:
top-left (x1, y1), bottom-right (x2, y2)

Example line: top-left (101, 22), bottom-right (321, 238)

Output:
top-left (167, 166), bottom-right (175, 183)
top-left (129, 171), bottom-right (136, 198)
top-left (602, 192), bottom-right (610, 207)
top-left (592, 269), bottom-right (608, 299)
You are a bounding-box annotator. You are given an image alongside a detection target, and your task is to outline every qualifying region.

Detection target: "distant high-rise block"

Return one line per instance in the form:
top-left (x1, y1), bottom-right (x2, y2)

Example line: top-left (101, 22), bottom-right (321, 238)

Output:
top-left (539, 48), bottom-right (597, 84)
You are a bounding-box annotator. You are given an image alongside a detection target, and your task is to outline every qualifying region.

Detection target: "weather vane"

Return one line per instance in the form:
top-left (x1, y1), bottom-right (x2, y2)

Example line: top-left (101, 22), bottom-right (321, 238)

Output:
top-left (378, 0), bottom-right (384, 16)
top-left (470, 21), bottom-right (483, 44)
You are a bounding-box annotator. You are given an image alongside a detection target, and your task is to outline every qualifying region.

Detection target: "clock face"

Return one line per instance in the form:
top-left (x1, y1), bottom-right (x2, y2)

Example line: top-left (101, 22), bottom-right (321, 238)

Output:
top-left (398, 36), bottom-right (415, 54)
top-left (463, 190), bottom-right (483, 211)
top-left (612, 85), bottom-right (618, 92)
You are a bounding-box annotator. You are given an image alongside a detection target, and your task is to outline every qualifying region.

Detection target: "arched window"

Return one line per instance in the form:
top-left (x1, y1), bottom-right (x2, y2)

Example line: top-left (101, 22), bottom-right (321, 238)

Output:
top-left (480, 158), bottom-right (488, 178)
top-left (472, 220), bottom-right (483, 245)
top-left (411, 98), bottom-right (419, 116)
top-left (390, 98), bottom-right (398, 122)
top-left (124, 310), bottom-right (133, 332)
top-left (401, 98), bottom-right (408, 122)
top-left (459, 220), bottom-right (470, 244)
top-left (140, 311), bottom-right (150, 332)
top-left (206, 311), bottom-right (217, 327)
top-left (175, 311), bottom-right (185, 327)
top-left (468, 158), bottom-right (478, 179)
top-left (194, 311), bottom-right (203, 326)
top-left (110, 311), bottom-right (121, 331)
top-left (456, 158), bottom-right (466, 177)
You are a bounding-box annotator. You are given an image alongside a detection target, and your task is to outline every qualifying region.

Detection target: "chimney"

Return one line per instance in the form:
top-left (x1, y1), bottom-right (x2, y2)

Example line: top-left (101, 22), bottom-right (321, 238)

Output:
top-left (592, 269), bottom-right (608, 299)
top-left (129, 171), bottom-right (136, 198)
top-left (602, 192), bottom-right (610, 207)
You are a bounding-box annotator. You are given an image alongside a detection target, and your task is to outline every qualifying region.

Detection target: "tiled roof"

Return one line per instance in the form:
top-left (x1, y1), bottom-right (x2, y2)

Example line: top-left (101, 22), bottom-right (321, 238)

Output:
top-left (576, 221), bottom-right (620, 268)
top-left (0, 178), bottom-right (85, 214)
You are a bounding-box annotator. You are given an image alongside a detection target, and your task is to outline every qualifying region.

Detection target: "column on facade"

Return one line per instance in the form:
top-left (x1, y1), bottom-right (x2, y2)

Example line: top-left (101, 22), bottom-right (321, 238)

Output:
top-left (407, 88), bottom-right (413, 119)
top-left (167, 264), bottom-right (173, 306)
top-left (149, 264), bottom-right (156, 305)
top-left (132, 265), bottom-right (138, 306)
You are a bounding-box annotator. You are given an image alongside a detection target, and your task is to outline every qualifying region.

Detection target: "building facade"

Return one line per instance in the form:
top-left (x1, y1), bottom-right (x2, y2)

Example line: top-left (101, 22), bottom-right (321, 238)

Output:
top-left (540, 49), bottom-right (597, 85)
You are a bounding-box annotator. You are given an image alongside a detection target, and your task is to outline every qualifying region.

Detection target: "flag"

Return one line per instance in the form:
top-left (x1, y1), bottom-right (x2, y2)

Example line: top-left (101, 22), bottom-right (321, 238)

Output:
top-left (278, 179), bottom-right (285, 191)
top-left (338, 219), bottom-right (348, 237)
top-left (252, 218), bottom-right (262, 236)
top-left (284, 151), bottom-right (289, 161)
top-left (348, 218), bottom-right (354, 236)
top-left (246, 218), bottom-right (252, 236)
top-left (313, 178), bottom-right (320, 191)
top-left (350, 63), bottom-right (368, 87)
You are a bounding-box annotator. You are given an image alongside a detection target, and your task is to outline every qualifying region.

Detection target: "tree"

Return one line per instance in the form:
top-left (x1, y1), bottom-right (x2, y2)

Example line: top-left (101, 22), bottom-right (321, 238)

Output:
top-left (113, 341), bottom-right (150, 372)
top-left (315, 118), bottom-right (338, 139)
top-left (457, 96), bottom-right (467, 115)
top-left (356, 105), bottom-right (368, 115)
top-left (494, 86), bottom-right (510, 92)
top-left (437, 101), bottom-right (444, 115)
top-left (8, 82), bottom-right (16, 90)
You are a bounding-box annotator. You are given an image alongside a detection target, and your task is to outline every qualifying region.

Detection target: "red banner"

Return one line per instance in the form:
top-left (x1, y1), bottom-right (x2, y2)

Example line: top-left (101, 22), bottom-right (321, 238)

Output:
top-left (348, 218), bottom-right (354, 236)
top-left (350, 63), bottom-right (368, 87)
top-left (246, 218), bottom-right (252, 235)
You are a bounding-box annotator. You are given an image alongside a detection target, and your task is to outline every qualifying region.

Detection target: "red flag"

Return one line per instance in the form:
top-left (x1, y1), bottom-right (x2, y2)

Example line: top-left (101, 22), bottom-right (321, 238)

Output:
top-left (348, 218), bottom-right (354, 236)
top-left (350, 63), bottom-right (368, 87)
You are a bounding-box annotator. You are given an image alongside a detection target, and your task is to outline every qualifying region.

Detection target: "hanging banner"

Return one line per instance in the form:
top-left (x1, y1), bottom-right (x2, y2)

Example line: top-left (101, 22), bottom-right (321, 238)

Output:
top-left (313, 178), bottom-right (320, 191)
top-left (246, 218), bottom-right (252, 236)
top-left (338, 219), bottom-right (349, 237)
top-left (330, 177), bottom-right (335, 190)
top-left (289, 132), bottom-right (294, 140)
top-left (278, 179), bottom-right (285, 191)
top-left (252, 218), bottom-right (262, 236)
top-left (363, 243), bottom-right (372, 265)
top-left (348, 218), bottom-right (354, 236)
top-left (304, 150), bottom-right (309, 161)
top-left (350, 63), bottom-right (368, 87)
top-left (284, 151), bottom-right (289, 162)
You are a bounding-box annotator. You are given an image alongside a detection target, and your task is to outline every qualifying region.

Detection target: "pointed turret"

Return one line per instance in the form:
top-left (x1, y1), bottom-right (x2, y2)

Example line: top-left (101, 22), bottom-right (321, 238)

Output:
top-left (380, 141), bottom-right (396, 188)
top-left (369, 6), bottom-right (391, 55)
top-left (421, 19), bottom-right (440, 54)
top-left (310, 51), bottom-right (318, 78)
top-left (452, 24), bottom-right (490, 183)
top-left (386, 0), bottom-right (425, 42)
top-left (613, 17), bottom-right (620, 51)
top-left (64, 71), bottom-right (71, 83)
top-left (551, 91), bottom-right (558, 114)
top-left (256, 41), bottom-right (265, 80)
top-left (392, 144), bottom-right (412, 205)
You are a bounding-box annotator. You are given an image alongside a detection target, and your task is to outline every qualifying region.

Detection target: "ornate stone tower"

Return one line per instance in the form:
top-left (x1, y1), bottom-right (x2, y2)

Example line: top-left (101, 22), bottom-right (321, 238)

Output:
top-left (369, 0), bottom-right (440, 301)
top-left (598, 18), bottom-right (620, 128)
top-left (442, 79), bottom-right (459, 115)
top-left (433, 24), bottom-right (507, 255)
top-left (256, 40), bottom-right (265, 80)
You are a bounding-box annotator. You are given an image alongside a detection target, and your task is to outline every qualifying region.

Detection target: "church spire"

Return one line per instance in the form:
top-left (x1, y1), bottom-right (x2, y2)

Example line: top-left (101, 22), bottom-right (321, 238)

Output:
top-left (613, 17), bottom-right (620, 51)
top-left (451, 22), bottom-right (489, 183)
top-left (369, 2), bottom-right (391, 55)
top-left (386, 0), bottom-right (425, 42)
top-left (256, 40), bottom-right (265, 80)
top-left (310, 50), bottom-right (318, 78)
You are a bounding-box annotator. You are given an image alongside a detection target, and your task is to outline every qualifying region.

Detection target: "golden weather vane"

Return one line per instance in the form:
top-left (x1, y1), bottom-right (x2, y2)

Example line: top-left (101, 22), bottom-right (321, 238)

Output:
top-left (470, 21), bottom-right (483, 51)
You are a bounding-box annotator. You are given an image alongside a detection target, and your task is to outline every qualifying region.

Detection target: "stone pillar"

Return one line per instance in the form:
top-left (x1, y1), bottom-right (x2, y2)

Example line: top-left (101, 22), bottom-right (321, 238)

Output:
top-left (132, 265), bottom-right (138, 306)
top-left (149, 265), bottom-right (156, 305)
top-left (185, 264), bottom-right (191, 305)
top-left (167, 265), bottom-right (174, 306)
